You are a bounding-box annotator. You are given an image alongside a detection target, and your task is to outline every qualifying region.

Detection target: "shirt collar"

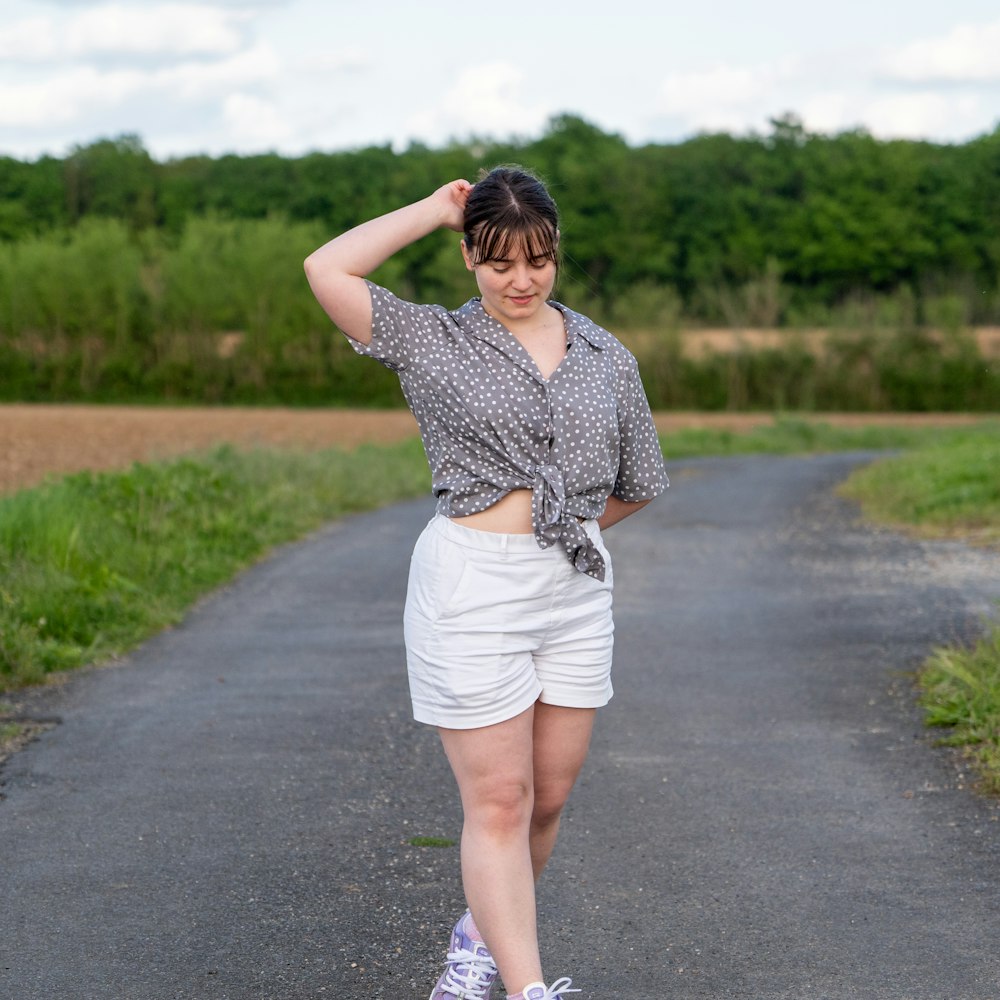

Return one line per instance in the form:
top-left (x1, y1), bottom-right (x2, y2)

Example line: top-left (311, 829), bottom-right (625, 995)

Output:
top-left (551, 303), bottom-right (614, 351)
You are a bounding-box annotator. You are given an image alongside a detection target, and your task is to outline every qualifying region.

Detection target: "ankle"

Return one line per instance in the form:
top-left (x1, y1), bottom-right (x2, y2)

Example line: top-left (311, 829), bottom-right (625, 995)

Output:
top-left (464, 909), bottom-right (485, 943)
top-left (507, 982), bottom-right (544, 1000)
top-left (508, 976), bottom-right (578, 999)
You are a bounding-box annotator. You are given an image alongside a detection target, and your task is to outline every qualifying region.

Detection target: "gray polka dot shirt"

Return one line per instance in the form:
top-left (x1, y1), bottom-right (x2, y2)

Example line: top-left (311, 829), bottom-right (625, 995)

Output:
top-left (349, 281), bottom-right (669, 581)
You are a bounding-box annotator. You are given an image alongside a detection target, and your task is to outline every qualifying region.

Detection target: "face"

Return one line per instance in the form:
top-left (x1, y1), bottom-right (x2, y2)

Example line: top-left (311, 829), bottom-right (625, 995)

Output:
top-left (461, 238), bottom-right (558, 327)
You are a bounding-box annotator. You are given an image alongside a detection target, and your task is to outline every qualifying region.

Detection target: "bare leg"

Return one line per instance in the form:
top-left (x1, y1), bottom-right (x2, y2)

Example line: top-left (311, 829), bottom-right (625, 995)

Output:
top-left (438, 703), bottom-right (597, 994)
top-left (529, 704), bottom-right (596, 880)
top-left (439, 706), bottom-right (541, 994)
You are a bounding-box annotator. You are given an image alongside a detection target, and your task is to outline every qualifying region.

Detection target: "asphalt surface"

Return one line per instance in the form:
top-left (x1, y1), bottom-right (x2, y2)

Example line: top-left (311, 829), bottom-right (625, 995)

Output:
top-left (2, 452), bottom-right (1000, 1000)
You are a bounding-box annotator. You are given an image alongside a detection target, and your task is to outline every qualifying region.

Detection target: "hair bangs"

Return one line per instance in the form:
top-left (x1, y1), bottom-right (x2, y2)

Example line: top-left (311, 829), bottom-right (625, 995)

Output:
top-left (469, 213), bottom-right (558, 268)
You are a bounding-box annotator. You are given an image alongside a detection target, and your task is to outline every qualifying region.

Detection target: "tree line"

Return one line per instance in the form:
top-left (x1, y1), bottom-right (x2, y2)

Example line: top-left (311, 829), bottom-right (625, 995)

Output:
top-left (3, 114), bottom-right (1000, 320)
top-left (0, 114), bottom-right (997, 409)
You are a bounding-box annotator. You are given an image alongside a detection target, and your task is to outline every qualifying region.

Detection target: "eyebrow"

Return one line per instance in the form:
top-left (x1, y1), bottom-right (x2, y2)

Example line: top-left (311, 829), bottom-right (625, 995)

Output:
top-left (489, 253), bottom-right (552, 265)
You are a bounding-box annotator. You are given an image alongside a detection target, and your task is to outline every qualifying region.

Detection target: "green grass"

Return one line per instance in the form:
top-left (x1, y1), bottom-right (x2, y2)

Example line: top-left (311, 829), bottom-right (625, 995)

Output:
top-left (837, 428), bottom-right (1000, 545)
top-left (920, 631), bottom-right (1000, 795)
top-left (839, 425), bottom-right (1000, 793)
top-left (4, 415), bottom-right (1000, 794)
top-left (0, 440), bottom-right (428, 691)
top-left (408, 836), bottom-right (457, 848)
top-left (657, 416), bottom-right (969, 459)
top-left (0, 720), bottom-right (24, 743)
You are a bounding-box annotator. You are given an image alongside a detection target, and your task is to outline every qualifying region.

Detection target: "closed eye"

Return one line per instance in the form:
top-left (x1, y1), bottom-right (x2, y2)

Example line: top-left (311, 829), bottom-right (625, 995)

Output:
top-left (489, 258), bottom-right (551, 274)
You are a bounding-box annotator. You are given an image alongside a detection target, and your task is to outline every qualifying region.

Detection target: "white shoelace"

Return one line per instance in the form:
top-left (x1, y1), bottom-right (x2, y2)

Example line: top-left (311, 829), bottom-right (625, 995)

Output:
top-left (441, 946), bottom-right (498, 1000)
top-left (535, 978), bottom-right (581, 1000)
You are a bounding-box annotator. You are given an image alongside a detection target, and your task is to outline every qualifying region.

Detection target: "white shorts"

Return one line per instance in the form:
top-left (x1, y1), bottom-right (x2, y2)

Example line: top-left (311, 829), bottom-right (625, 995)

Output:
top-left (403, 514), bottom-right (615, 729)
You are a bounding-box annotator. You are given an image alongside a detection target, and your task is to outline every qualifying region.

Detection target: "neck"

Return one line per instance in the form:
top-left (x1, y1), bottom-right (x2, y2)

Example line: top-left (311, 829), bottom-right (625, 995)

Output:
top-left (484, 301), bottom-right (559, 337)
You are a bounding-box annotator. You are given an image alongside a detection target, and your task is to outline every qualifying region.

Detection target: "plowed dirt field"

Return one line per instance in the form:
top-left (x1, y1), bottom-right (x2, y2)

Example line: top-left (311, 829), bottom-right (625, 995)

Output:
top-left (0, 404), bottom-right (992, 496)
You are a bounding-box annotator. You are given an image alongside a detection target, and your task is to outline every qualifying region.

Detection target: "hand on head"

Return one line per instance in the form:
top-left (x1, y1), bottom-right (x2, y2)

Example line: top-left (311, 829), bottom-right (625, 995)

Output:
top-left (434, 179), bottom-right (473, 232)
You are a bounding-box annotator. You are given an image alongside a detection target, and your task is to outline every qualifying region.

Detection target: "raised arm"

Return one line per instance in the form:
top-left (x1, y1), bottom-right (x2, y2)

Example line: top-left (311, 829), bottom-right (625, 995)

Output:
top-left (303, 179), bottom-right (472, 345)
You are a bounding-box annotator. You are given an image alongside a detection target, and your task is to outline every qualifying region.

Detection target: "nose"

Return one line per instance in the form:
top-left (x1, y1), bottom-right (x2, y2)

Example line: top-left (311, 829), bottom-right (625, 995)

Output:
top-left (510, 263), bottom-right (532, 289)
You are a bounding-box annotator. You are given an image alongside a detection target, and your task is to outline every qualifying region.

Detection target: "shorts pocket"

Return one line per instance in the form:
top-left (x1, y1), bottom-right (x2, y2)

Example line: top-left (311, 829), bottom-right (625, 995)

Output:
top-left (437, 557), bottom-right (506, 621)
top-left (408, 525), bottom-right (473, 623)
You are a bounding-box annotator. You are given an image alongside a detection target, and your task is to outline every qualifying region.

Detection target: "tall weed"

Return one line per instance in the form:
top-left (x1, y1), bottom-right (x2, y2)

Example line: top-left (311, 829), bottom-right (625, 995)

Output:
top-left (0, 441), bottom-right (428, 689)
top-left (840, 428), bottom-right (1000, 793)
top-left (921, 624), bottom-right (1000, 795)
top-left (0, 218), bottom-right (997, 408)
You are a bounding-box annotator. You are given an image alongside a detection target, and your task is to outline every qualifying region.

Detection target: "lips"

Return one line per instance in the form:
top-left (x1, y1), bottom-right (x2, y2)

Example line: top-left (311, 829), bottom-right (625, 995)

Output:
top-left (509, 295), bottom-right (534, 305)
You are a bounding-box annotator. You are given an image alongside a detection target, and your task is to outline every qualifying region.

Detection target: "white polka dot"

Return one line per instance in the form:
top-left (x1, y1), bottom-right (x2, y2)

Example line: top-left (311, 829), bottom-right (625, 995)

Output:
top-left (351, 279), bottom-right (669, 579)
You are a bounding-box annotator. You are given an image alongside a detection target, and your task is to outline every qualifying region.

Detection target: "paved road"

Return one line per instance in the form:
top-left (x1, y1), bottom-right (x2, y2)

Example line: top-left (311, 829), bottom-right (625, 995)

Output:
top-left (2, 453), bottom-right (1000, 1000)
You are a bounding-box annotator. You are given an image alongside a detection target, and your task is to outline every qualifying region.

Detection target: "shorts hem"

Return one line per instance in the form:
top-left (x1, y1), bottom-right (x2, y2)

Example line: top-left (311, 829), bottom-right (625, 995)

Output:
top-left (412, 685), bottom-right (543, 730)
top-left (411, 685), bottom-right (613, 730)
top-left (537, 689), bottom-right (614, 710)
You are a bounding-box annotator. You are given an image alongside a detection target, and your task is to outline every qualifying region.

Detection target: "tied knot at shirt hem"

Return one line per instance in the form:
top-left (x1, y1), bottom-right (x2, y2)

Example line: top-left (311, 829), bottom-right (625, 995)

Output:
top-left (532, 464), bottom-right (606, 581)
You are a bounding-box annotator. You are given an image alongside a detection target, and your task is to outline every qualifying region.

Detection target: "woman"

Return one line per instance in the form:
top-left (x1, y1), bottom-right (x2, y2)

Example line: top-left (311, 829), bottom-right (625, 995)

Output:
top-left (304, 167), bottom-right (667, 1000)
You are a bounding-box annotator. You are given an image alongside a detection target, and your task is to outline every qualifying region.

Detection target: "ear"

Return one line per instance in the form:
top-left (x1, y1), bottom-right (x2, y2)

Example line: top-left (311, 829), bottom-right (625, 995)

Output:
top-left (460, 238), bottom-right (475, 272)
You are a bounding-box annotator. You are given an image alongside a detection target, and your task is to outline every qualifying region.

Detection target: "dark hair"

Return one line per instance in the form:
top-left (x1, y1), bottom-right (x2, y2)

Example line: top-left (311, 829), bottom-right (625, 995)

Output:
top-left (463, 166), bottom-right (560, 268)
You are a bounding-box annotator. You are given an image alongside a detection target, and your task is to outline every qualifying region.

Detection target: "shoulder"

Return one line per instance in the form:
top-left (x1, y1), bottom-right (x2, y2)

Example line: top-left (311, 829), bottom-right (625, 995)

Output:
top-left (368, 280), bottom-right (480, 325)
top-left (366, 280), bottom-right (451, 322)
top-left (356, 281), bottom-right (477, 369)
top-left (366, 280), bottom-right (481, 341)
top-left (556, 303), bottom-right (638, 368)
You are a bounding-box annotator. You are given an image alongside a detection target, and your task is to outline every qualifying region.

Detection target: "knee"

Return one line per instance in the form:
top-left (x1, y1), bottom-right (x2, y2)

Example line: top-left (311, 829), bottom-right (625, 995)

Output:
top-left (531, 780), bottom-right (573, 829)
top-left (466, 779), bottom-right (533, 834)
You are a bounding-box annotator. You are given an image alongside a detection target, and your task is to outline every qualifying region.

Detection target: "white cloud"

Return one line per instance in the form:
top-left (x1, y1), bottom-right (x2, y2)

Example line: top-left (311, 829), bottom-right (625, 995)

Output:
top-left (795, 88), bottom-right (989, 142)
top-left (406, 61), bottom-right (548, 143)
top-left (656, 59), bottom-right (801, 134)
top-left (0, 66), bottom-right (142, 127)
top-left (221, 92), bottom-right (293, 147)
top-left (796, 92), bottom-right (854, 135)
top-left (300, 47), bottom-right (370, 75)
top-left (660, 65), bottom-right (769, 112)
top-left (4, 2), bottom-right (1000, 159)
top-left (0, 2), bottom-right (254, 64)
top-left (69, 3), bottom-right (251, 57)
top-left (863, 92), bottom-right (986, 140)
top-left (0, 42), bottom-right (279, 130)
top-left (157, 40), bottom-right (279, 98)
top-left (0, 17), bottom-right (59, 61)
top-left (882, 19), bottom-right (1000, 83)
top-left (654, 39), bottom-right (999, 143)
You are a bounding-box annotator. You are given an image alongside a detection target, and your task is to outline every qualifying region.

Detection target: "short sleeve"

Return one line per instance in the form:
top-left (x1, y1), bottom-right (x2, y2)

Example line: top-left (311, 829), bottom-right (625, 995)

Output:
top-left (613, 358), bottom-right (669, 501)
top-left (347, 280), bottom-right (445, 373)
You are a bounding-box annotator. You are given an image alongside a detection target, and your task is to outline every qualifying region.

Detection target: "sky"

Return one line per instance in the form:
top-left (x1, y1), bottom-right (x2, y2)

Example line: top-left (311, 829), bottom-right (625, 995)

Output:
top-left (2, 0), bottom-right (999, 161)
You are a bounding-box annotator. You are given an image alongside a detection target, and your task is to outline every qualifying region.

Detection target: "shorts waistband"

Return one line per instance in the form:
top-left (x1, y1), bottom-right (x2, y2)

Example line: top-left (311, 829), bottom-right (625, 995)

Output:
top-left (430, 514), bottom-right (543, 553)
top-left (429, 513), bottom-right (598, 554)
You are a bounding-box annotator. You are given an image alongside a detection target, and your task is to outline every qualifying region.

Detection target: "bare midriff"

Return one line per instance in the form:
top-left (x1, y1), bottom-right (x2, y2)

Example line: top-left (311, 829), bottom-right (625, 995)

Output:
top-left (449, 488), bottom-right (534, 534)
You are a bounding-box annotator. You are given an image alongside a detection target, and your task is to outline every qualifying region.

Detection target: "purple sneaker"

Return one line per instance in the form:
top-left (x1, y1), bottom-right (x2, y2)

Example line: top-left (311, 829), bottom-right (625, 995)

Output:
top-left (428, 910), bottom-right (498, 1000)
top-left (515, 978), bottom-right (580, 1000)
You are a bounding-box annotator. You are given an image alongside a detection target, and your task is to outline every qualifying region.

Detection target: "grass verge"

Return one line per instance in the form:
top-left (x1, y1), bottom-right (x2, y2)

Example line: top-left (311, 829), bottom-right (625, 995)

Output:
top-left (920, 631), bottom-right (1000, 796)
top-left (0, 439), bottom-right (428, 692)
top-left (4, 416), bottom-right (999, 789)
top-left (836, 427), bottom-right (1000, 546)
top-left (659, 415), bottom-right (998, 460)
top-left (838, 424), bottom-right (1000, 793)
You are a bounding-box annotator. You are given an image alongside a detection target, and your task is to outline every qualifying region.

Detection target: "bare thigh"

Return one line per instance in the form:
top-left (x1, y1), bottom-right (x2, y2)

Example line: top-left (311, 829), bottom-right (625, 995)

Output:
top-left (532, 704), bottom-right (596, 816)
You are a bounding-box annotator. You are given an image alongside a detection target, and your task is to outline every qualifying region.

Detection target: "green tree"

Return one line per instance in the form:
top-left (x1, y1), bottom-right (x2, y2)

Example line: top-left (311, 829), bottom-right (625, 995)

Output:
top-left (63, 134), bottom-right (158, 229)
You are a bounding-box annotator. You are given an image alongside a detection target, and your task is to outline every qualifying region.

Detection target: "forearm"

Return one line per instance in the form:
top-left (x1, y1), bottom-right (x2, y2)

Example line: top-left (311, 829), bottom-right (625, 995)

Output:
top-left (305, 195), bottom-right (451, 281)
top-left (597, 496), bottom-right (651, 531)
top-left (303, 179), bottom-right (470, 344)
